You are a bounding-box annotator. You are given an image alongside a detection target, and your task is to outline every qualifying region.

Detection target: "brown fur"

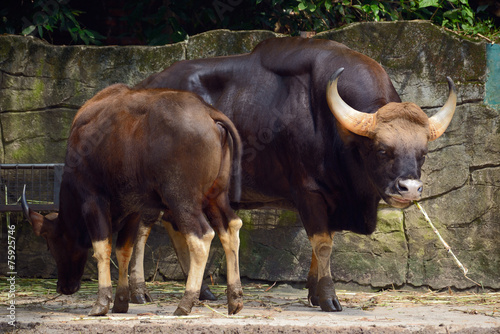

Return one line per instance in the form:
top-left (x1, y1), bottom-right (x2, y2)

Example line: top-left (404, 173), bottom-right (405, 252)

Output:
top-left (24, 84), bottom-right (243, 317)
top-left (133, 36), bottom-right (453, 313)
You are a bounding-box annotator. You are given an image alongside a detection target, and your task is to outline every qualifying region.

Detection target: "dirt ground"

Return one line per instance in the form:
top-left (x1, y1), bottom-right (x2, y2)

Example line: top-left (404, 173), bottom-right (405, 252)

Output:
top-left (1, 279), bottom-right (499, 333)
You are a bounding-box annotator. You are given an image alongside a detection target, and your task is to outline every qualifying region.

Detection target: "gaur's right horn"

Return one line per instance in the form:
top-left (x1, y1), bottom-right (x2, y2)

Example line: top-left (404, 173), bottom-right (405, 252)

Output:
top-left (326, 68), bottom-right (376, 137)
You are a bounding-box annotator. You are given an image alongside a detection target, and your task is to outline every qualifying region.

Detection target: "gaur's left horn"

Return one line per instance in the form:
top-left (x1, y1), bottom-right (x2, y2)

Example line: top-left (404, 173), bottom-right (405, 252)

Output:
top-left (21, 185), bottom-right (32, 224)
top-left (326, 68), bottom-right (376, 137)
top-left (428, 77), bottom-right (457, 141)
top-left (21, 184), bottom-right (50, 237)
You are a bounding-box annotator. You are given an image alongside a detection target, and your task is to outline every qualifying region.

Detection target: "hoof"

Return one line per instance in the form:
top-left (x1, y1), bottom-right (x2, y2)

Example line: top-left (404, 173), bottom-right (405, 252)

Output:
top-left (306, 274), bottom-right (319, 306)
top-left (89, 302), bottom-right (110, 316)
top-left (309, 295), bottom-right (320, 307)
top-left (112, 286), bottom-right (130, 313)
top-left (227, 284), bottom-right (243, 315)
top-left (112, 297), bottom-right (129, 313)
top-left (319, 297), bottom-right (342, 312)
top-left (199, 285), bottom-right (217, 301)
top-left (89, 286), bottom-right (112, 316)
top-left (228, 300), bottom-right (243, 315)
top-left (111, 303), bottom-right (129, 313)
top-left (130, 282), bottom-right (153, 304)
top-left (173, 306), bottom-right (191, 316)
top-left (174, 290), bottom-right (197, 316)
top-left (310, 277), bottom-right (342, 312)
top-left (130, 292), bottom-right (153, 304)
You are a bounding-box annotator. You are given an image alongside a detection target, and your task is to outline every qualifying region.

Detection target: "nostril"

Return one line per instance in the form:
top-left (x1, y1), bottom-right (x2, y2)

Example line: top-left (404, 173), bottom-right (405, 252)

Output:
top-left (397, 180), bottom-right (408, 192)
top-left (397, 179), bottom-right (424, 198)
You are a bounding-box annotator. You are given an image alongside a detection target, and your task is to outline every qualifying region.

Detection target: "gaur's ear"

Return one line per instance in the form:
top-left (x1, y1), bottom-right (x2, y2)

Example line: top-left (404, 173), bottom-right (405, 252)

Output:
top-left (29, 210), bottom-right (55, 237)
top-left (22, 184), bottom-right (58, 237)
top-left (26, 209), bottom-right (58, 238)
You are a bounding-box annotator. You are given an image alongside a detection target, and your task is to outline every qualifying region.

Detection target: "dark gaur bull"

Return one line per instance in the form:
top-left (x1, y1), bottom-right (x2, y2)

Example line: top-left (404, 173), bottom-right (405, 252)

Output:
top-left (131, 37), bottom-right (457, 312)
top-left (22, 84), bottom-right (243, 316)
top-left (326, 67), bottom-right (457, 208)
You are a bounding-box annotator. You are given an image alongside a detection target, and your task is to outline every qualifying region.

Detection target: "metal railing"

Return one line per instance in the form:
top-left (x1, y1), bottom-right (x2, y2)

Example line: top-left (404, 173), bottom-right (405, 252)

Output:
top-left (0, 164), bottom-right (64, 212)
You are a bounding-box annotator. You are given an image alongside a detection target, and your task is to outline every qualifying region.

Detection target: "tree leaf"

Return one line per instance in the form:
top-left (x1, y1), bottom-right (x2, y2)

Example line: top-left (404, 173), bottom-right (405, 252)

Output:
top-left (418, 0), bottom-right (439, 8)
top-left (21, 25), bottom-right (36, 36)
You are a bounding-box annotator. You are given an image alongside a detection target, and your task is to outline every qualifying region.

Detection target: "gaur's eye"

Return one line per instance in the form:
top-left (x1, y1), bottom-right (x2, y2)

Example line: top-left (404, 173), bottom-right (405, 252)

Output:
top-left (377, 146), bottom-right (390, 157)
top-left (376, 145), bottom-right (394, 160)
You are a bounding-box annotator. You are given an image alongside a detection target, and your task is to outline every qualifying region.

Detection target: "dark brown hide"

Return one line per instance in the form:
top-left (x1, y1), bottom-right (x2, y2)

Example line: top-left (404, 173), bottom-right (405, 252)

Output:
top-left (23, 84), bottom-right (243, 316)
top-left (133, 37), bottom-right (456, 312)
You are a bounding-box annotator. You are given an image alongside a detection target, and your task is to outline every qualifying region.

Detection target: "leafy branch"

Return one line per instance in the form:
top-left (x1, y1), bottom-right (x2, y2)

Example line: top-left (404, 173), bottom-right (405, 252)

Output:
top-left (1, 0), bottom-right (498, 45)
top-left (4, 0), bottom-right (104, 45)
top-left (265, 0), bottom-right (499, 42)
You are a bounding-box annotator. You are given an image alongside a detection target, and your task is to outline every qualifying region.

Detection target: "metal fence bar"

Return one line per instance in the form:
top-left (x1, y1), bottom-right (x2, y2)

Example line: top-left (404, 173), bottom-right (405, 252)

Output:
top-left (53, 165), bottom-right (64, 206)
top-left (0, 164), bottom-right (64, 212)
top-left (0, 164), bottom-right (63, 168)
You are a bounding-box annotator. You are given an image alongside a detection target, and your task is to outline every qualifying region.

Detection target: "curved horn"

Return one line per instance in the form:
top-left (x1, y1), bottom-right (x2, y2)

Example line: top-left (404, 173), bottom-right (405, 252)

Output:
top-left (21, 185), bottom-right (32, 224)
top-left (21, 184), bottom-right (49, 237)
top-left (428, 77), bottom-right (457, 141)
top-left (326, 68), bottom-right (376, 137)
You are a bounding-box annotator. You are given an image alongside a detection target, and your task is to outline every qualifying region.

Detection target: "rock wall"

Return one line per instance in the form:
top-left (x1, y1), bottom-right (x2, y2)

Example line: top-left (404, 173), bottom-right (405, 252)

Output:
top-left (1, 21), bottom-right (498, 291)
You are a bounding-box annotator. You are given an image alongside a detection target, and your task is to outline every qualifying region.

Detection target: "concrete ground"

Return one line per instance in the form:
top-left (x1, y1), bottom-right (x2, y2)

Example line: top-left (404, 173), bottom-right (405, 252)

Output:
top-left (1, 280), bottom-right (499, 333)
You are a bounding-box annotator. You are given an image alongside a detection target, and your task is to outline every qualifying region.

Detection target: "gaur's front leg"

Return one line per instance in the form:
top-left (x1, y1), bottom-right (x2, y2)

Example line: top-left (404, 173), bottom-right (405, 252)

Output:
top-left (297, 190), bottom-right (342, 312)
top-left (89, 239), bottom-right (113, 316)
top-left (308, 233), bottom-right (342, 312)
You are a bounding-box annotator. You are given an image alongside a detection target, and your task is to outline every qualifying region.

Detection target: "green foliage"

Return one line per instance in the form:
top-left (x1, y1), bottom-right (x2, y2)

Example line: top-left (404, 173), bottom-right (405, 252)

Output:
top-left (263, 0), bottom-right (499, 42)
top-left (1, 0), bottom-right (104, 45)
top-left (1, 0), bottom-right (498, 45)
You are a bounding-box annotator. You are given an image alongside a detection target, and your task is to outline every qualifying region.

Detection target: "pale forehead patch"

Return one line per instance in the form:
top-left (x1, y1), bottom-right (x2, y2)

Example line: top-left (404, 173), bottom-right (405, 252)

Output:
top-left (374, 102), bottom-right (431, 147)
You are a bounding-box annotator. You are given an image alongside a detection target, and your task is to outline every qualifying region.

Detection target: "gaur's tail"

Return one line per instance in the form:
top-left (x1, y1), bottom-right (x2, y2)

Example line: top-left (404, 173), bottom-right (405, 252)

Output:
top-left (214, 114), bottom-right (242, 202)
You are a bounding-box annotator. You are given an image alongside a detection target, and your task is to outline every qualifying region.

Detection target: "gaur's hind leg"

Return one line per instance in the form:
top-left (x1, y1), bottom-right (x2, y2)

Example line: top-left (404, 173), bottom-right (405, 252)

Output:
top-left (129, 222), bottom-right (154, 304)
top-left (205, 197), bottom-right (243, 315)
top-left (112, 213), bottom-right (141, 313)
top-left (129, 218), bottom-right (216, 304)
top-left (173, 217), bottom-right (215, 316)
top-left (162, 219), bottom-right (217, 301)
